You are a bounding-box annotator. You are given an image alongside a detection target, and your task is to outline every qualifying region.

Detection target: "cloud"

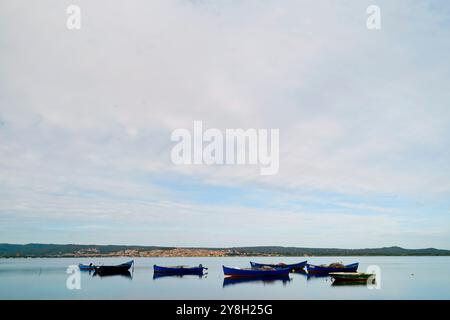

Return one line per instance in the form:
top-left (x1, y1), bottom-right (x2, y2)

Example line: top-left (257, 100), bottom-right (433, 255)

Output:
top-left (1, 0), bottom-right (450, 246)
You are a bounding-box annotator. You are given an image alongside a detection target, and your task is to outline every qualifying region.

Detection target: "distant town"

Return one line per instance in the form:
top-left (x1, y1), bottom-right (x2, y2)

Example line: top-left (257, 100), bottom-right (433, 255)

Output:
top-left (61, 247), bottom-right (237, 258)
top-left (1, 243), bottom-right (450, 258)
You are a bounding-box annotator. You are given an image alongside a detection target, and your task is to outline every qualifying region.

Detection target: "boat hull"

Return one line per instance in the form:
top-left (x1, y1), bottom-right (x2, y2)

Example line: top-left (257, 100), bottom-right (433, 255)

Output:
top-left (94, 260), bottom-right (134, 276)
top-left (250, 261), bottom-right (307, 271)
top-left (306, 263), bottom-right (358, 275)
top-left (153, 265), bottom-right (205, 275)
top-left (223, 266), bottom-right (290, 278)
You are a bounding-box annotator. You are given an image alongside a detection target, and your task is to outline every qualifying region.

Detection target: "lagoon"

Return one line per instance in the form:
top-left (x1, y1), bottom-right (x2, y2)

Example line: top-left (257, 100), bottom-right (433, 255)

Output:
top-left (1, 256), bottom-right (450, 299)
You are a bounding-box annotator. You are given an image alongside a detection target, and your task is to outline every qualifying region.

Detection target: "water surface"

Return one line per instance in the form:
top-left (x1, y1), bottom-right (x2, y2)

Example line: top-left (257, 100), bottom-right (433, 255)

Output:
top-left (1, 256), bottom-right (449, 299)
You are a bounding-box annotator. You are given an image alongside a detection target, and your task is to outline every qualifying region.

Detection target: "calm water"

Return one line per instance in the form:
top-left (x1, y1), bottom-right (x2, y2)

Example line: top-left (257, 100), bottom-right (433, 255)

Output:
top-left (1, 256), bottom-right (450, 299)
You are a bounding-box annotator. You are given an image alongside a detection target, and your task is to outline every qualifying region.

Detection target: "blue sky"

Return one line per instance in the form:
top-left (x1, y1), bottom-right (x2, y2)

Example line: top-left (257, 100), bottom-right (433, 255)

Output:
top-left (1, 0), bottom-right (450, 248)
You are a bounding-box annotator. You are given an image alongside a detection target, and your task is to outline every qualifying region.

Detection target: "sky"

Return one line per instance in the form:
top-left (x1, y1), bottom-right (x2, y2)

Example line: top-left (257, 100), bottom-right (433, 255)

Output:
top-left (1, 0), bottom-right (450, 248)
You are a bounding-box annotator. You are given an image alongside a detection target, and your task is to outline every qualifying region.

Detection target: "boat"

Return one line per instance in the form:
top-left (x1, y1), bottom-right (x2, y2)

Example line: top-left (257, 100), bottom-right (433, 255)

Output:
top-left (330, 272), bottom-right (375, 284)
top-left (306, 262), bottom-right (358, 275)
top-left (223, 265), bottom-right (290, 278)
top-left (94, 260), bottom-right (134, 276)
top-left (153, 264), bottom-right (207, 275)
top-left (78, 263), bottom-right (95, 271)
top-left (250, 260), bottom-right (307, 272)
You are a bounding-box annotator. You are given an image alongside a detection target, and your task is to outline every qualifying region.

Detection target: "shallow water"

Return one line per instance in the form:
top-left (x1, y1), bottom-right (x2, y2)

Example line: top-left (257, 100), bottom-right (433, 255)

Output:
top-left (1, 256), bottom-right (450, 299)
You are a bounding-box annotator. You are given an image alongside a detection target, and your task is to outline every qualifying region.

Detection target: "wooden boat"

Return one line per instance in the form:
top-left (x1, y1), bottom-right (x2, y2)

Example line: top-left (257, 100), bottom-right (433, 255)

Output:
top-left (330, 272), bottom-right (375, 284)
top-left (94, 260), bottom-right (134, 276)
top-left (153, 264), bottom-right (207, 275)
top-left (223, 265), bottom-right (290, 278)
top-left (250, 260), bottom-right (307, 272)
top-left (78, 263), bottom-right (95, 271)
top-left (306, 262), bottom-right (358, 275)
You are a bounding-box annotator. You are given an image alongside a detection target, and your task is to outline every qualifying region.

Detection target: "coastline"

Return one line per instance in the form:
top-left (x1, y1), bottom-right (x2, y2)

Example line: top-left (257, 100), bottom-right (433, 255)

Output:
top-left (2, 245), bottom-right (450, 258)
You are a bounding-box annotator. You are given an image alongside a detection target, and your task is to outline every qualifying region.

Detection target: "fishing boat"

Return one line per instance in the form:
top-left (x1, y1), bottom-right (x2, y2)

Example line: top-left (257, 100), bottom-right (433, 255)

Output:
top-left (223, 265), bottom-right (290, 278)
top-left (330, 272), bottom-right (375, 284)
top-left (78, 263), bottom-right (95, 271)
top-left (306, 262), bottom-right (358, 275)
top-left (250, 260), bottom-right (307, 272)
top-left (94, 260), bottom-right (134, 276)
top-left (153, 264), bottom-right (207, 275)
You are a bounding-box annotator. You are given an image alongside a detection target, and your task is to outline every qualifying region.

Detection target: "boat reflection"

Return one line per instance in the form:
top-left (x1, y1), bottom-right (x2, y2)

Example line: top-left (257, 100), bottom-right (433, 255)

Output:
top-left (304, 273), bottom-right (331, 281)
top-left (331, 280), bottom-right (369, 287)
top-left (291, 269), bottom-right (308, 275)
top-left (153, 272), bottom-right (205, 280)
top-left (223, 276), bottom-right (291, 288)
top-left (289, 269), bottom-right (330, 281)
top-left (308, 274), bottom-right (329, 279)
top-left (93, 269), bottom-right (132, 279)
top-left (331, 279), bottom-right (376, 287)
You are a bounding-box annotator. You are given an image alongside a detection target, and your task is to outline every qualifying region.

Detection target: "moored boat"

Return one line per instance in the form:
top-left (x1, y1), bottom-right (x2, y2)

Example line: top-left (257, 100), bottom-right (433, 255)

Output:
top-left (330, 272), bottom-right (375, 284)
top-left (306, 262), bottom-right (358, 275)
top-left (94, 260), bottom-right (134, 276)
top-left (153, 264), bottom-right (207, 275)
top-left (250, 260), bottom-right (307, 272)
top-left (223, 265), bottom-right (290, 278)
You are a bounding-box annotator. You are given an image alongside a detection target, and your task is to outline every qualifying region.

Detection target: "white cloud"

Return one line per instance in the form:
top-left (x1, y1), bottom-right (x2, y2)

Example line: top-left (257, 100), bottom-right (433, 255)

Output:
top-left (1, 0), bottom-right (450, 246)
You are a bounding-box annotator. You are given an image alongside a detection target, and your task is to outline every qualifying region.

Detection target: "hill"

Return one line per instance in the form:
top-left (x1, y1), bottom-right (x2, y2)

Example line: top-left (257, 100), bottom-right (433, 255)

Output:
top-left (1, 243), bottom-right (450, 257)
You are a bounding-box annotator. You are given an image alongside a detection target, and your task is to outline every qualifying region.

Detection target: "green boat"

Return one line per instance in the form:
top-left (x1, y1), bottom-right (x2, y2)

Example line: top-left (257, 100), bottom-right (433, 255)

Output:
top-left (329, 272), bottom-right (375, 284)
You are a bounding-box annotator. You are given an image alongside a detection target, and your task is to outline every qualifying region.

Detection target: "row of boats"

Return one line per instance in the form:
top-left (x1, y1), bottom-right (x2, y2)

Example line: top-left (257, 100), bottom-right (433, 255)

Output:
top-left (79, 260), bottom-right (374, 284)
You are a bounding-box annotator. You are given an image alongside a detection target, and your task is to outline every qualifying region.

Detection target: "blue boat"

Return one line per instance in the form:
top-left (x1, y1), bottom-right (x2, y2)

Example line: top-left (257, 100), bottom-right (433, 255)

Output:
top-left (154, 264), bottom-right (207, 275)
top-left (223, 265), bottom-right (290, 278)
top-left (78, 263), bottom-right (95, 271)
top-left (94, 260), bottom-right (134, 276)
top-left (250, 260), bottom-right (307, 272)
top-left (306, 262), bottom-right (358, 275)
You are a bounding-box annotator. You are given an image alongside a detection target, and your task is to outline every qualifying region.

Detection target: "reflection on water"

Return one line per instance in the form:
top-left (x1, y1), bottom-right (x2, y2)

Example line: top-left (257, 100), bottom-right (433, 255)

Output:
top-left (331, 279), bottom-right (376, 287)
top-left (93, 270), bottom-right (133, 279)
top-left (305, 274), bottom-right (330, 281)
top-left (153, 273), bottom-right (205, 280)
top-left (1, 257), bottom-right (450, 299)
top-left (285, 269), bottom-right (329, 282)
top-left (223, 276), bottom-right (291, 288)
top-left (331, 281), bottom-right (368, 287)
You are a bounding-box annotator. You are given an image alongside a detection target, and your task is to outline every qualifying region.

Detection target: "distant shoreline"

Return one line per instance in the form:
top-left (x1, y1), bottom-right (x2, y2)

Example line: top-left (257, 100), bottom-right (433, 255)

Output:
top-left (1, 243), bottom-right (450, 258)
top-left (2, 255), bottom-right (450, 259)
